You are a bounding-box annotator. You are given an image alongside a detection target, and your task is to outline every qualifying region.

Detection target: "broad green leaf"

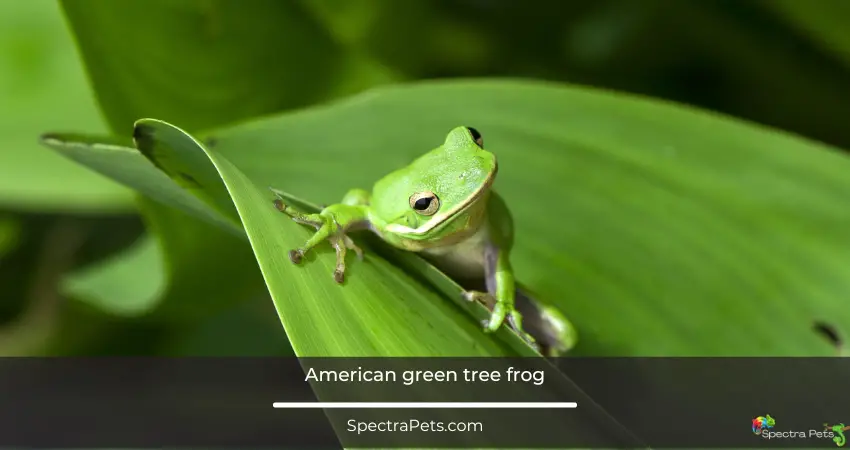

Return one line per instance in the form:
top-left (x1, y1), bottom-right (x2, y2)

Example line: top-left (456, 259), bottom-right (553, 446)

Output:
top-left (133, 119), bottom-right (520, 357)
top-left (127, 120), bottom-right (653, 450)
top-left (184, 79), bottom-right (850, 356)
top-left (59, 0), bottom-right (396, 133)
top-left (0, 0), bottom-right (132, 212)
top-left (42, 126), bottom-right (539, 355)
top-left (44, 79), bottom-right (850, 356)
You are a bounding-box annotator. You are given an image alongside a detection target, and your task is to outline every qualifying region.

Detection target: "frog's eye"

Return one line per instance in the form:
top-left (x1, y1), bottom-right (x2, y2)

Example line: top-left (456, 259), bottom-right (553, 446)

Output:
top-left (409, 191), bottom-right (440, 216)
top-left (466, 127), bottom-right (483, 148)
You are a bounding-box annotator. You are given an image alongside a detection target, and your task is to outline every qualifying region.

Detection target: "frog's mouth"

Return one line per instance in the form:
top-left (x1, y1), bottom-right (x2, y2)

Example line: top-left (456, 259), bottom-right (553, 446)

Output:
top-left (384, 164), bottom-right (497, 237)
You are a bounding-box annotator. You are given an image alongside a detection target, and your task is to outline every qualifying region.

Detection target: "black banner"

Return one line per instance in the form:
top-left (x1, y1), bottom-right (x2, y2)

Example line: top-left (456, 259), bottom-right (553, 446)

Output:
top-left (0, 357), bottom-right (846, 448)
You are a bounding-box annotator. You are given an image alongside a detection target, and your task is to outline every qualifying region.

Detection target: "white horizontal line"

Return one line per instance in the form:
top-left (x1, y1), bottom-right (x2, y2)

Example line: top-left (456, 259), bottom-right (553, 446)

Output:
top-left (272, 402), bottom-right (578, 409)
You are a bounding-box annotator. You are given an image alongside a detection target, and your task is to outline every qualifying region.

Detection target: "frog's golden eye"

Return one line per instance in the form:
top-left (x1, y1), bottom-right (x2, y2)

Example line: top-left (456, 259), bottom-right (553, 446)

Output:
top-left (466, 126), bottom-right (483, 148)
top-left (409, 191), bottom-right (440, 216)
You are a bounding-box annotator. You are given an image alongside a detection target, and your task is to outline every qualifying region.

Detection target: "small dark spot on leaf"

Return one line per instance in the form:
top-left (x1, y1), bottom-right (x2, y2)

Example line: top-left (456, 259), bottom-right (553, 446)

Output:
top-left (204, 137), bottom-right (217, 148)
top-left (814, 321), bottom-right (842, 347)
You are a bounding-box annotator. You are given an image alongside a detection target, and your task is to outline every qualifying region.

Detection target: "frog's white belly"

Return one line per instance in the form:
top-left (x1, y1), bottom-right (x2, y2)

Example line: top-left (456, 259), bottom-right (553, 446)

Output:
top-left (420, 224), bottom-right (489, 281)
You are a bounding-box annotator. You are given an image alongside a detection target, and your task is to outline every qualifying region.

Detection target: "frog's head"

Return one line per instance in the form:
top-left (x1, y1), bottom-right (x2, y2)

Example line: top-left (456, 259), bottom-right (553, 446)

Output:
top-left (370, 126), bottom-right (497, 249)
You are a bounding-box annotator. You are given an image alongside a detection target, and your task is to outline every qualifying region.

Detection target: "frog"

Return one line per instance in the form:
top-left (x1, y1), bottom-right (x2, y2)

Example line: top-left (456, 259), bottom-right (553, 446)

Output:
top-left (271, 126), bottom-right (577, 355)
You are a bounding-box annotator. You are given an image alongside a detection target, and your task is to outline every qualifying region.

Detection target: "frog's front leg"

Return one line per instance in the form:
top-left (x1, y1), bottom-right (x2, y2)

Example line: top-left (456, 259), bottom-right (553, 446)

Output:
top-left (464, 243), bottom-right (536, 347)
top-left (271, 188), bottom-right (370, 283)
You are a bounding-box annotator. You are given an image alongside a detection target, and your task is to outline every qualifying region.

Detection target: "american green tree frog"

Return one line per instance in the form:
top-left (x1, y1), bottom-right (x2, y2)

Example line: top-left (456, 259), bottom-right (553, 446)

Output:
top-left (271, 126), bottom-right (577, 355)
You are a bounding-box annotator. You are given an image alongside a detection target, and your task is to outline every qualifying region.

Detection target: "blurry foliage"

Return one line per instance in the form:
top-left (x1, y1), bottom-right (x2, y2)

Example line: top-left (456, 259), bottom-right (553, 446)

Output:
top-left (0, 1), bottom-right (133, 211)
top-left (0, 0), bottom-right (848, 357)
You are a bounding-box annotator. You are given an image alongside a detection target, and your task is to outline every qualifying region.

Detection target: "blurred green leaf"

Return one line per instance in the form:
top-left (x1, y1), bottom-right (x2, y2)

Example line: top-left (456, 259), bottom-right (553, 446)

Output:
top-left (60, 0), bottom-right (396, 133)
top-left (0, 217), bottom-right (21, 258)
top-left (762, 0), bottom-right (850, 69)
top-left (660, 1), bottom-right (850, 150)
top-left (44, 79), bottom-right (850, 356)
top-left (0, 0), bottom-right (133, 212)
top-left (163, 294), bottom-right (295, 356)
top-left (138, 196), bottom-right (268, 323)
top-left (38, 136), bottom-right (266, 322)
top-left (61, 234), bottom-right (164, 316)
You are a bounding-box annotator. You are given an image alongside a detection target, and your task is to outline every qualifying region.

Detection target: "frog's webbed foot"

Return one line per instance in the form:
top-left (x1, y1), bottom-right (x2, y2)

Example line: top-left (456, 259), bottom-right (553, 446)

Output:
top-left (462, 290), bottom-right (538, 349)
top-left (271, 193), bottom-right (366, 284)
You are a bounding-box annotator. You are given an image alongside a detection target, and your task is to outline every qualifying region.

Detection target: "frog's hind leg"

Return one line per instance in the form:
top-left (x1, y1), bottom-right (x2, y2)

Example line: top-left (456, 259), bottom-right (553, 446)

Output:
top-left (478, 243), bottom-right (537, 347)
top-left (481, 246), bottom-right (577, 356)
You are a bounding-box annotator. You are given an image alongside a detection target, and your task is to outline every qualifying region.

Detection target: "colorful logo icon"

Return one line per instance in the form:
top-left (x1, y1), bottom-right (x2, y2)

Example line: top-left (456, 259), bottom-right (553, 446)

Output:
top-left (824, 423), bottom-right (849, 447)
top-left (752, 414), bottom-right (776, 435)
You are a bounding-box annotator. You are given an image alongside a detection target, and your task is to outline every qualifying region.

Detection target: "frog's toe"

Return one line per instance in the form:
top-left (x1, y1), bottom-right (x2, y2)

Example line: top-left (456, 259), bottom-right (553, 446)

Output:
top-left (507, 310), bottom-right (536, 344)
top-left (289, 249), bottom-right (304, 264)
top-left (333, 268), bottom-right (345, 284)
top-left (343, 236), bottom-right (364, 261)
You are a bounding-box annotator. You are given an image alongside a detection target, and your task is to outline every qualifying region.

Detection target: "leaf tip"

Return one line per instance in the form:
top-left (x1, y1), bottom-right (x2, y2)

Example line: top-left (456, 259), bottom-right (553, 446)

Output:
top-left (39, 132), bottom-right (64, 145)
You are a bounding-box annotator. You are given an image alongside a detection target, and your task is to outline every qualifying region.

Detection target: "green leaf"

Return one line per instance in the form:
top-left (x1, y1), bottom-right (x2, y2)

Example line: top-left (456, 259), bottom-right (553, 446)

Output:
top-left (44, 79), bottom-right (850, 356)
top-left (59, 0), bottom-right (396, 133)
top-left (137, 196), bottom-right (268, 323)
top-left (133, 119), bottom-right (521, 357)
top-left (39, 135), bottom-right (265, 321)
top-left (53, 0), bottom-right (396, 333)
top-left (39, 134), bottom-right (239, 234)
top-left (163, 294), bottom-right (294, 356)
top-left (61, 234), bottom-right (164, 316)
top-left (169, 79), bottom-right (850, 356)
top-left (0, 0), bottom-right (133, 212)
top-left (40, 125), bottom-right (536, 355)
top-left (761, 0), bottom-right (850, 69)
top-left (0, 217), bottom-right (20, 259)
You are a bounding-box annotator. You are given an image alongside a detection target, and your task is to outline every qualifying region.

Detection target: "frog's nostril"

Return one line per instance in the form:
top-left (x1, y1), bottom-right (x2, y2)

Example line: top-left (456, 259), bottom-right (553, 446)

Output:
top-left (465, 127), bottom-right (483, 148)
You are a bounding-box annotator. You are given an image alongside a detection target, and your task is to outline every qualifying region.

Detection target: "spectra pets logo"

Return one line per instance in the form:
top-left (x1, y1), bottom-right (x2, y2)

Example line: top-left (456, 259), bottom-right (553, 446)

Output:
top-left (753, 415), bottom-right (846, 445)
top-left (752, 415), bottom-right (776, 435)
top-left (824, 423), bottom-right (850, 447)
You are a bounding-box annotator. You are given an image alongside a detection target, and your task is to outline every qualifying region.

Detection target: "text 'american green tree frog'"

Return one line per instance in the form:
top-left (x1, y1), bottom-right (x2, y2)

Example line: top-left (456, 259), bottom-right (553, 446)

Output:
top-left (271, 126), bottom-right (577, 355)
